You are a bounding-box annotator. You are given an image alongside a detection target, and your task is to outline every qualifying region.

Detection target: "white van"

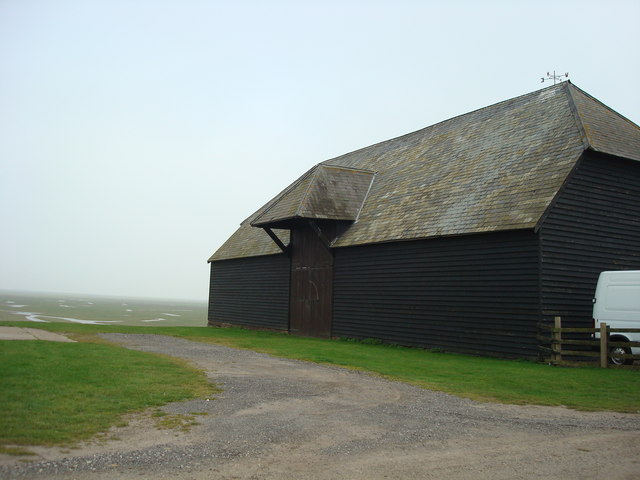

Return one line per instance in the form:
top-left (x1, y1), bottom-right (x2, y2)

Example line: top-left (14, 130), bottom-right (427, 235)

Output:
top-left (593, 270), bottom-right (640, 365)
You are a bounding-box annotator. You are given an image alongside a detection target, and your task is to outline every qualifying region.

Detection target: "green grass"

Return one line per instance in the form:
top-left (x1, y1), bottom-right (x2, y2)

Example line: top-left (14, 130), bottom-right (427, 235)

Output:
top-left (2, 321), bottom-right (639, 414)
top-left (0, 339), bottom-right (216, 448)
top-left (153, 411), bottom-right (203, 432)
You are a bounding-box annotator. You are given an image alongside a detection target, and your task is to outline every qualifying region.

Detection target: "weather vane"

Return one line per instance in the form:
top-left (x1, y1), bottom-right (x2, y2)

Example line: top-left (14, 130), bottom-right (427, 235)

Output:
top-left (541, 71), bottom-right (569, 85)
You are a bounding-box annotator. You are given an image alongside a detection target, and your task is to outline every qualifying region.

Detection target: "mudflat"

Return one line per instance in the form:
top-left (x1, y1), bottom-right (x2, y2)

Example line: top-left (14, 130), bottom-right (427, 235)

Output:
top-left (2, 333), bottom-right (639, 480)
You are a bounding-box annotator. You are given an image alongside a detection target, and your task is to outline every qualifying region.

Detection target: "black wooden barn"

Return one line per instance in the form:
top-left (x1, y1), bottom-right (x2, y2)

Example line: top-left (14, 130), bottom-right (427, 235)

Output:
top-left (207, 82), bottom-right (640, 359)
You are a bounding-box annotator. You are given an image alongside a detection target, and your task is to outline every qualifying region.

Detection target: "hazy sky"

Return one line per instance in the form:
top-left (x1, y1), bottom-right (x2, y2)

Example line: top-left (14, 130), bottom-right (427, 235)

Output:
top-left (1, 0), bottom-right (639, 301)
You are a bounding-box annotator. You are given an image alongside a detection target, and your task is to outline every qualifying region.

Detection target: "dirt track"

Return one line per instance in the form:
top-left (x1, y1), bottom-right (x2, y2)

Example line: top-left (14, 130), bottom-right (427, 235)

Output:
top-left (2, 333), bottom-right (639, 480)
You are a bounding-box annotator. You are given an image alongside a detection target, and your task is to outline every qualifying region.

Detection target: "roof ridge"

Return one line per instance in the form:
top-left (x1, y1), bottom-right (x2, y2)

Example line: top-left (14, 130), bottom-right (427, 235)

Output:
top-left (321, 163), bottom-right (377, 174)
top-left (563, 82), bottom-right (591, 150)
top-left (297, 164), bottom-right (321, 216)
top-left (568, 82), bottom-right (640, 132)
top-left (250, 164), bottom-right (319, 226)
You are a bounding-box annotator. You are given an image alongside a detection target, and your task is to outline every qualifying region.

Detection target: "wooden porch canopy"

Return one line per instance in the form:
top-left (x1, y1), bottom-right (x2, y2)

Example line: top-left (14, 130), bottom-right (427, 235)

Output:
top-left (250, 164), bottom-right (375, 251)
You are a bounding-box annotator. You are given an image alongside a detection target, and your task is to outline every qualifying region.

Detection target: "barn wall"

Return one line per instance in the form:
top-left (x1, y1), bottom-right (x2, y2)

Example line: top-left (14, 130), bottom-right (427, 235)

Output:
top-left (333, 230), bottom-right (540, 358)
top-left (208, 254), bottom-right (290, 330)
top-left (539, 152), bottom-right (640, 329)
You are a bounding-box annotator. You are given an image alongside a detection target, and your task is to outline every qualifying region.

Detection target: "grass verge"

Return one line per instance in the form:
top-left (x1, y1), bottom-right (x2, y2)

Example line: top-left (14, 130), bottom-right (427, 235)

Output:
top-left (0, 339), bottom-right (216, 448)
top-left (1, 321), bottom-right (639, 413)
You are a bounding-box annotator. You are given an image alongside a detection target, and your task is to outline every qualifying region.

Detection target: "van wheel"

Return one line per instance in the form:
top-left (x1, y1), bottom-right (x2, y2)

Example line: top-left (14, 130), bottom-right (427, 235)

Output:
top-left (609, 346), bottom-right (633, 366)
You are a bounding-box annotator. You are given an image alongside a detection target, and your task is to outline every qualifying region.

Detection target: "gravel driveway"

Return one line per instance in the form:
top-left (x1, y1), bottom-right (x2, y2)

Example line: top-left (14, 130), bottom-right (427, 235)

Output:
top-left (2, 333), bottom-right (639, 480)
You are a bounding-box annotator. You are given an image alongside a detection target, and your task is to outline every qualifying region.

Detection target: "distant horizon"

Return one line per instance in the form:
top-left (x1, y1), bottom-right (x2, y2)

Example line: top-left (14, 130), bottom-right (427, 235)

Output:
top-left (0, 288), bottom-right (207, 304)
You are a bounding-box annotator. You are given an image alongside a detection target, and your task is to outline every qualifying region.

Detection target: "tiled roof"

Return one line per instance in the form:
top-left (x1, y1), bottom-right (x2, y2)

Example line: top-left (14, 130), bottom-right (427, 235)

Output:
top-left (209, 82), bottom-right (640, 261)
top-left (251, 165), bottom-right (375, 227)
top-left (568, 86), bottom-right (640, 162)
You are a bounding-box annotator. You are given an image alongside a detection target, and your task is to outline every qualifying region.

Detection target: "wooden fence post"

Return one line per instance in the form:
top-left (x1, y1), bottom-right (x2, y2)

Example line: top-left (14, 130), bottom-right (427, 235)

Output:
top-left (553, 316), bottom-right (562, 364)
top-left (600, 322), bottom-right (608, 369)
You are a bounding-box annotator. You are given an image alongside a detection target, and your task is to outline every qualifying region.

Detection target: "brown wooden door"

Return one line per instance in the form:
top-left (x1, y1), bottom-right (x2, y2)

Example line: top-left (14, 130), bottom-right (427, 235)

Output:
top-left (289, 224), bottom-right (333, 338)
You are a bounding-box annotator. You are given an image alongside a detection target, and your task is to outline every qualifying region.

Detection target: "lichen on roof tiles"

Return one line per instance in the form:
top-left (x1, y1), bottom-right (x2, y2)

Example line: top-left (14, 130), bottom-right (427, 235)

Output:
top-left (251, 164), bottom-right (375, 227)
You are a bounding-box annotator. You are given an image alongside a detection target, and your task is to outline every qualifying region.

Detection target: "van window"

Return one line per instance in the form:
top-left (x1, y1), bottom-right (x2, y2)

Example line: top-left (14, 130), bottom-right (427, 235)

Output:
top-left (604, 286), bottom-right (640, 312)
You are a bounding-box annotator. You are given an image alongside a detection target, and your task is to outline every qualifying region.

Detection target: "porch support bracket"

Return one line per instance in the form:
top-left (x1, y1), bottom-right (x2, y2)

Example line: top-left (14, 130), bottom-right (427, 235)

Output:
top-left (263, 227), bottom-right (290, 255)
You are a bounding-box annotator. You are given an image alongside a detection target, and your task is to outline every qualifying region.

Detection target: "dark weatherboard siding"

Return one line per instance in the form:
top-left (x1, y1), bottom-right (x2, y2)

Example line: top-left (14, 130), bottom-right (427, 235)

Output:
top-left (539, 152), bottom-right (640, 329)
top-left (332, 230), bottom-right (540, 358)
top-left (208, 254), bottom-right (290, 330)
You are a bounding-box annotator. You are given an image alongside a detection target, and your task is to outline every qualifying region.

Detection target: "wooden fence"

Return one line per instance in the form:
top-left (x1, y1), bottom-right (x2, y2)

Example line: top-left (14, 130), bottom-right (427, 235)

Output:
top-left (538, 316), bottom-right (640, 368)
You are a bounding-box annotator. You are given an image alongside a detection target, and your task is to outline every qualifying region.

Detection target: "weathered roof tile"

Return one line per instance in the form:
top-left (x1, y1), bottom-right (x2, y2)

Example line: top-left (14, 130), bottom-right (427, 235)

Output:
top-left (251, 165), bottom-right (375, 228)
